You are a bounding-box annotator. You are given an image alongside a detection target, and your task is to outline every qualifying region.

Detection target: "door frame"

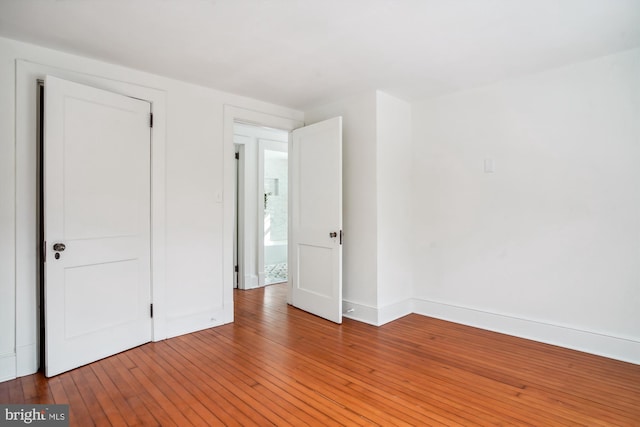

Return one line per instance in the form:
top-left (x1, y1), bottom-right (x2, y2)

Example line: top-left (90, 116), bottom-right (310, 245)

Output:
top-left (233, 144), bottom-right (240, 289)
top-left (14, 61), bottom-right (167, 377)
top-left (223, 106), bottom-right (303, 305)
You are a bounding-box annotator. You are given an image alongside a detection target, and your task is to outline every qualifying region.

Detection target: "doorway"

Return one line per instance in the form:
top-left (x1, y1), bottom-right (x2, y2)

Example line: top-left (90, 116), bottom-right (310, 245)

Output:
top-left (224, 107), bottom-right (343, 323)
top-left (261, 142), bottom-right (288, 285)
top-left (41, 76), bottom-right (153, 376)
top-left (233, 122), bottom-right (289, 290)
top-left (13, 61), bottom-right (167, 380)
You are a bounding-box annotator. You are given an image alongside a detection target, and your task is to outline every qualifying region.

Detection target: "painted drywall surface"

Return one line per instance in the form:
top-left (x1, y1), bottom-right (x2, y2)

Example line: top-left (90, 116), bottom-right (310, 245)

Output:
top-left (0, 36), bottom-right (303, 381)
top-left (164, 88), bottom-right (225, 320)
top-left (412, 49), bottom-right (640, 345)
top-left (306, 91), bottom-right (415, 324)
top-left (376, 92), bottom-right (413, 309)
top-left (305, 92), bottom-right (379, 308)
top-left (0, 38), bottom-right (17, 381)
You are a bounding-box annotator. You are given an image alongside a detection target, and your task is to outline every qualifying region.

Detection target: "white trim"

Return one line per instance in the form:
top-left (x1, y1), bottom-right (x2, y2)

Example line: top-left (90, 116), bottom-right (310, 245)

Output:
top-left (342, 299), bottom-right (413, 326)
top-left (0, 353), bottom-right (16, 383)
top-left (235, 142), bottom-right (246, 290)
top-left (15, 60), bottom-right (167, 378)
top-left (223, 106), bottom-right (303, 307)
top-left (343, 297), bottom-right (639, 364)
top-left (413, 298), bottom-right (640, 365)
top-left (243, 274), bottom-right (259, 290)
top-left (257, 140), bottom-right (265, 288)
top-left (164, 308), bottom-right (227, 339)
top-left (378, 299), bottom-right (413, 326)
top-left (342, 300), bottom-right (379, 325)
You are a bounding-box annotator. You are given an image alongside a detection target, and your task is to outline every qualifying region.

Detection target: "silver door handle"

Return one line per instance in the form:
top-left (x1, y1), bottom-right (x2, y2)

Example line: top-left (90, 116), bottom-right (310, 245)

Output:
top-left (53, 243), bottom-right (66, 252)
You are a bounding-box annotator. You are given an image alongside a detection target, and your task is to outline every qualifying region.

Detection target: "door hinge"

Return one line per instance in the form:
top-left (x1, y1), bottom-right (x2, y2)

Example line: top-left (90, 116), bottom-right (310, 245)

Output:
top-left (340, 230), bottom-right (343, 245)
top-left (150, 303), bottom-right (154, 318)
top-left (235, 152), bottom-right (239, 160)
top-left (149, 112), bottom-right (154, 128)
top-left (234, 265), bottom-right (239, 273)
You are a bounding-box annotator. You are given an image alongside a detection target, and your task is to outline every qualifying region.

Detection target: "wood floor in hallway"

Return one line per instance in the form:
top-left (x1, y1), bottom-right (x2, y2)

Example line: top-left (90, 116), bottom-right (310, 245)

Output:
top-left (1, 283), bottom-right (639, 426)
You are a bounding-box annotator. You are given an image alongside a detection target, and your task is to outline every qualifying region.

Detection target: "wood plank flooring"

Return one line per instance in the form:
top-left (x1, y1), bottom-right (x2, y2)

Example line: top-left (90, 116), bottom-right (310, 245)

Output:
top-left (1, 283), bottom-right (639, 426)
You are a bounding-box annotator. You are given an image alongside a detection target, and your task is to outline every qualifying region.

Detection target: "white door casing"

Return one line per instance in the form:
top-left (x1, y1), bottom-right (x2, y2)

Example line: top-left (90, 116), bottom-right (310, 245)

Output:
top-left (44, 75), bottom-right (152, 377)
top-left (290, 117), bottom-right (343, 323)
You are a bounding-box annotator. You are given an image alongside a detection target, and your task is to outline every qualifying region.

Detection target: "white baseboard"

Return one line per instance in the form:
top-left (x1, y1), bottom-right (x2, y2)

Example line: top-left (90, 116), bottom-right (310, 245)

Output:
top-left (413, 298), bottom-right (640, 365)
top-left (378, 299), bottom-right (414, 326)
top-left (16, 343), bottom-right (38, 377)
top-left (0, 352), bottom-right (17, 383)
top-left (342, 300), bottom-right (379, 325)
top-left (164, 306), bottom-right (232, 339)
top-left (241, 274), bottom-right (259, 290)
top-left (342, 299), bottom-right (413, 326)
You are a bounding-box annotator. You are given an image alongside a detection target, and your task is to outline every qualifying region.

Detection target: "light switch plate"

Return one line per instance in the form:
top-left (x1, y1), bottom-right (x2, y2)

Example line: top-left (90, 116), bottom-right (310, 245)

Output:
top-left (484, 158), bottom-right (495, 173)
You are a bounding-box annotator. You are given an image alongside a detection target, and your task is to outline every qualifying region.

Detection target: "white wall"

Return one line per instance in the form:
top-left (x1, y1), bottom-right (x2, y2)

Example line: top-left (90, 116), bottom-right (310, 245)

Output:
top-left (376, 92), bottom-right (413, 322)
top-left (0, 36), bottom-right (303, 382)
top-left (0, 39), bottom-right (17, 382)
top-left (306, 91), bottom-right (414, 325)
top-left (305, 92), bottom-right (379, 312)
top-left (411, 48), bottom-right (640, 363)
top-left (2, 37), bottom-right (637, 385)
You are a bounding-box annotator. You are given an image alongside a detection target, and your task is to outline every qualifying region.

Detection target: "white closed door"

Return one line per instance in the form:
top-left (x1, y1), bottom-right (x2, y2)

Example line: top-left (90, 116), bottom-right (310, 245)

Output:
top-left (44, 76), bottom-right (152, 377)
top-left (290, 117), bottom-right (343, 323)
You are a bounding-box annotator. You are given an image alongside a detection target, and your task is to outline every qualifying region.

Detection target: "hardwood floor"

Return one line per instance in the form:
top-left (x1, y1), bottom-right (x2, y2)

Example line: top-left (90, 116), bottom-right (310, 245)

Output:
top-left (2, 284), bottom-right (639, 426)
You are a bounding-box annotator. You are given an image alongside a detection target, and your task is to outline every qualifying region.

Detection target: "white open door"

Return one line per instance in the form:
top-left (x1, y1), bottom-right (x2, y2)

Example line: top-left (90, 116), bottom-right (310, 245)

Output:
top-left (44, 76), bottom-right (152, 377)
top-left (290, 117), bottom-right (343, 323)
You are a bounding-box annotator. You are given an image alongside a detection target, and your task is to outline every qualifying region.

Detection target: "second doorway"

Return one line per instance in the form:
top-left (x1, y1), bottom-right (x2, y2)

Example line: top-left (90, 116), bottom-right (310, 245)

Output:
top-left (234, 122), bottom-right (289, 289)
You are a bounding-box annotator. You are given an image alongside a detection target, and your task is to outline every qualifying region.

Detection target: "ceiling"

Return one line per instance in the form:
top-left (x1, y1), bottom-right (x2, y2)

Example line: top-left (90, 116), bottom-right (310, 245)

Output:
top-left (1, 0), bottom-right (639, 110)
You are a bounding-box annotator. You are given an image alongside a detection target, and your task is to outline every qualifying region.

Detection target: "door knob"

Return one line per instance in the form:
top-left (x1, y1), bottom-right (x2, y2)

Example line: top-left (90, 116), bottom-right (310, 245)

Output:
top-left (53, 243), bottom-right (66, 252)
top-left (329, 232), bottom-right (337, 238)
